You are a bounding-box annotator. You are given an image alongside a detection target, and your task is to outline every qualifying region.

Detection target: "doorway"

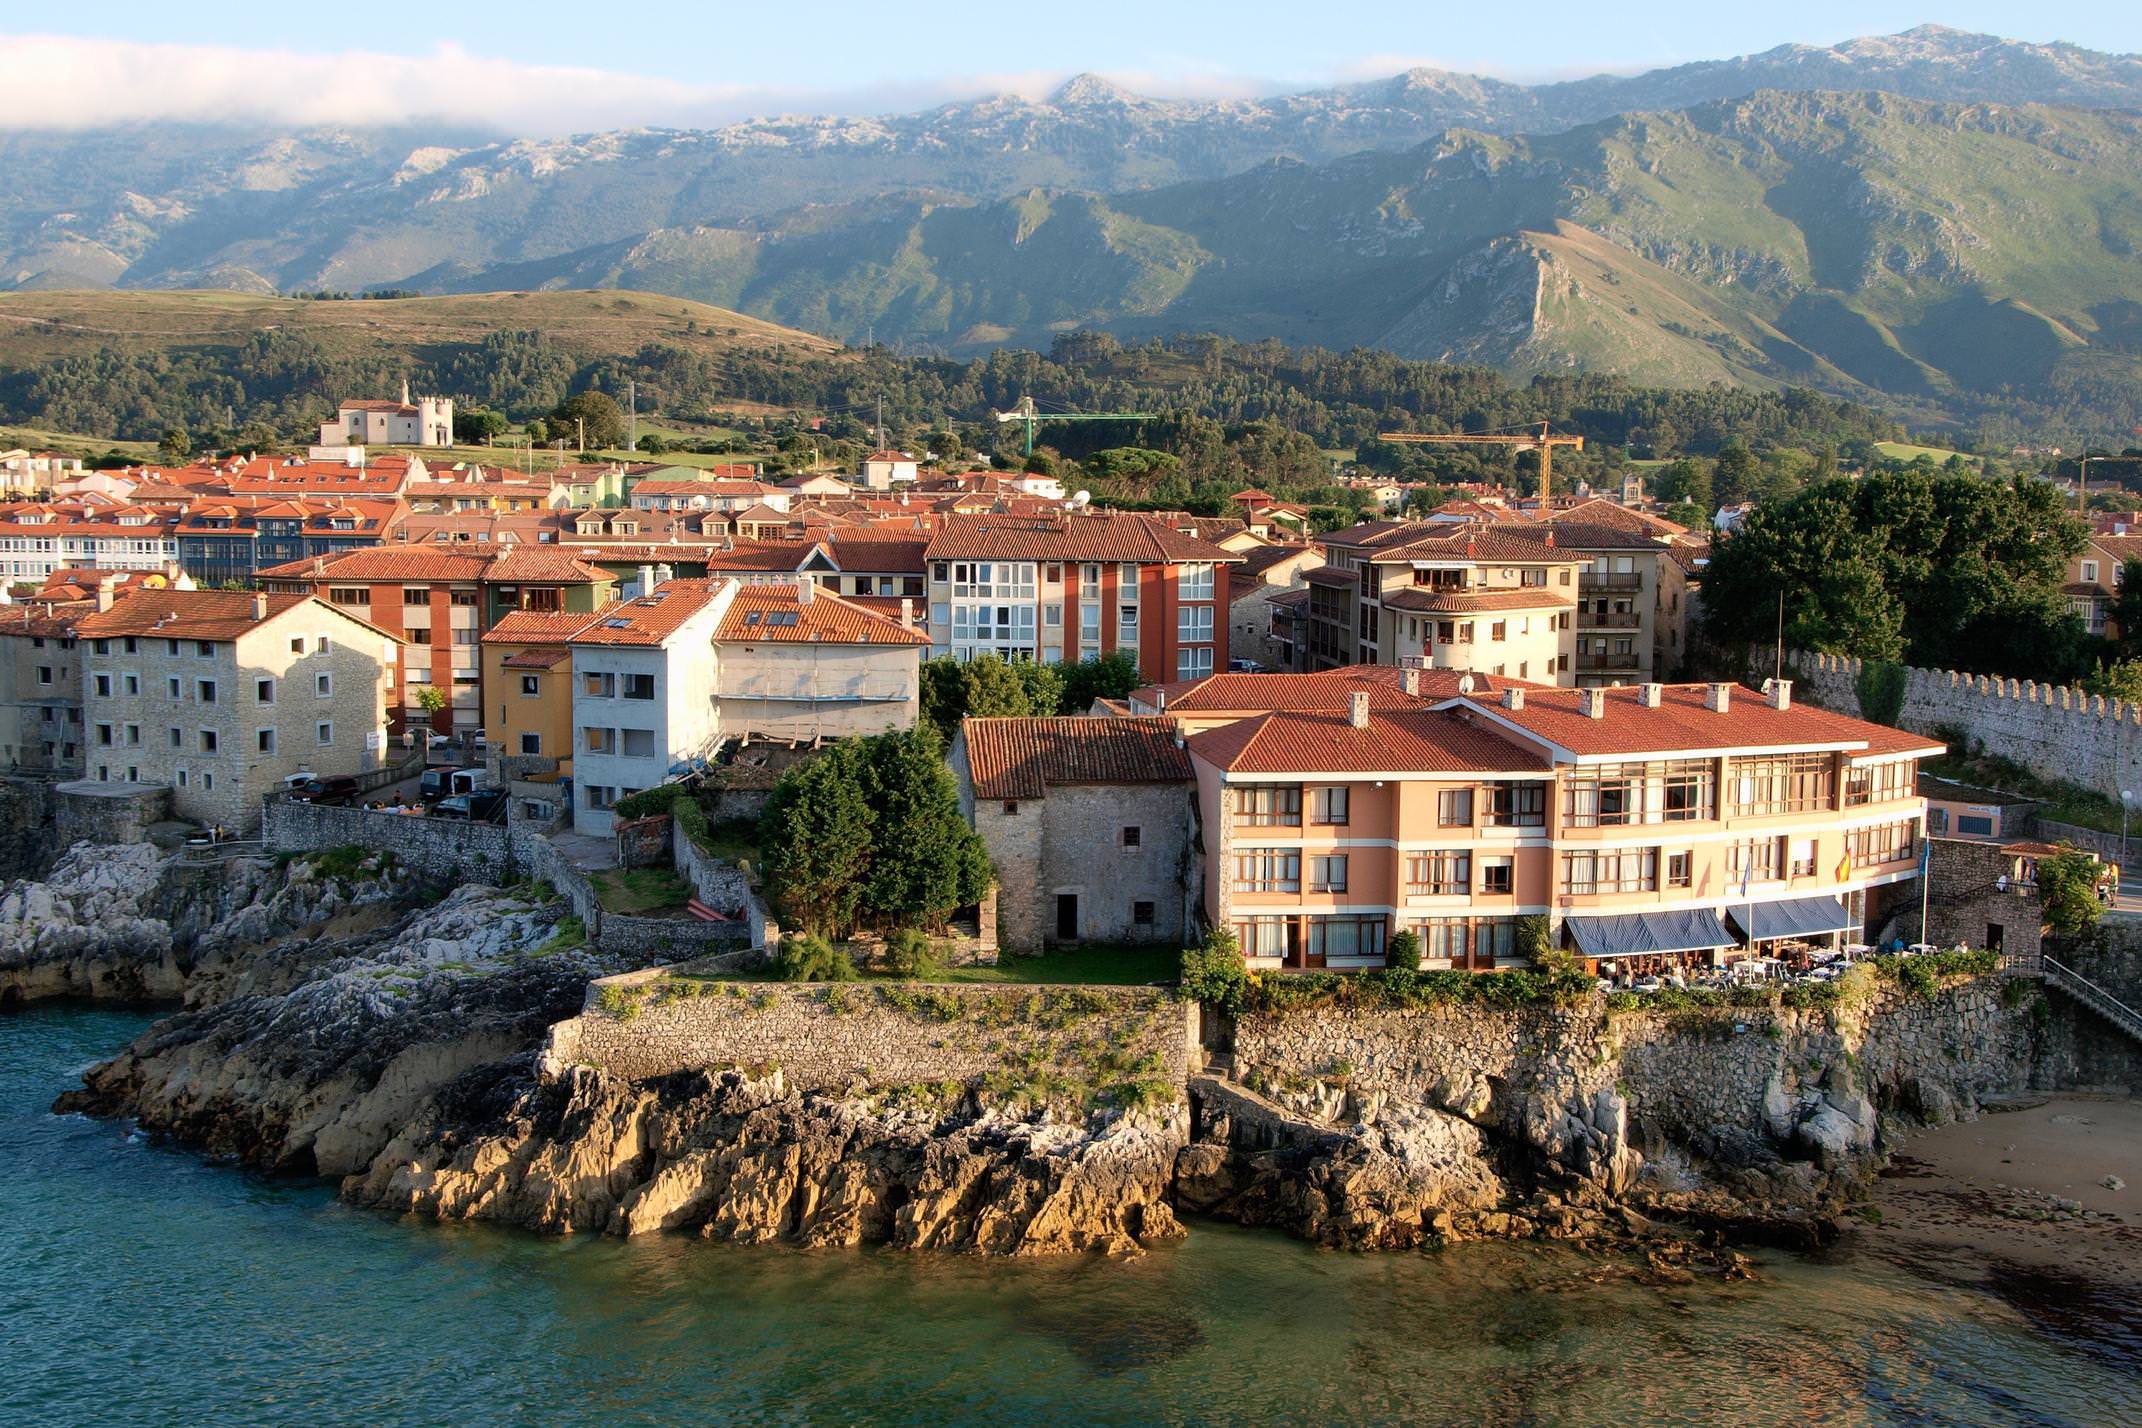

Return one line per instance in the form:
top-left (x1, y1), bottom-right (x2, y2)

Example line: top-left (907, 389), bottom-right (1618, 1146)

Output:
top-left (1056, 893), bottom-right (1079, 942)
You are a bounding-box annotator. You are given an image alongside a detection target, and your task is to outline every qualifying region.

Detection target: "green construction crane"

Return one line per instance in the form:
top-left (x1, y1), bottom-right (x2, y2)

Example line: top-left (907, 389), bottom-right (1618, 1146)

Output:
top-left (992, 396), bottom-right (1160, 456)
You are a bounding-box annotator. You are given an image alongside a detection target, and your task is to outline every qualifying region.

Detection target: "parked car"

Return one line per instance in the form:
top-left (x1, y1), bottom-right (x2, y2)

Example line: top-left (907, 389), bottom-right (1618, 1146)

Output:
top-left (433, 789), bottom-right (507, 823)
top-left (1228, 658), bottom-right (1266, 673)
top-left (289, 775), bottom-right (363, 806)
top-left (419, 766), bottom-right (482, 803)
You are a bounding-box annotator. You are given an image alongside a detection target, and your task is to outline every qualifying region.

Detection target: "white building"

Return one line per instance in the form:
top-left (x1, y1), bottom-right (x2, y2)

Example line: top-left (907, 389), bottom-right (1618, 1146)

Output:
top-left (566, 579), bottom-right (736, 834)
top-left (319, 383), bottom-right (454, 448)
top-left (858, 451), bottom-right (920, 489)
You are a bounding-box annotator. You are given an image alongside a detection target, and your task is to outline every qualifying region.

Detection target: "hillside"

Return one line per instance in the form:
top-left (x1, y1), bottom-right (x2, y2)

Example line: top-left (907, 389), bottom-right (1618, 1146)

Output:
top-left (0, 290), bottom-right (839, 367)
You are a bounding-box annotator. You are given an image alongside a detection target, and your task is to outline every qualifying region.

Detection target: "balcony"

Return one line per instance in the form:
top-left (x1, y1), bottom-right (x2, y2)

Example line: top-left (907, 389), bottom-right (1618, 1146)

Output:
top-left (1581, 572), bottom-right (1643, 591)
top-left (1577, 652), bottom-right (1642, 671)
top-left (1581, 610), bottom-right (1643, 630)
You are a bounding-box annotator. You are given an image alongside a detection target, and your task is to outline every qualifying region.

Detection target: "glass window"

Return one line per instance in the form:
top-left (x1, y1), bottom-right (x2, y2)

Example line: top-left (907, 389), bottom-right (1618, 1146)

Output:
top-left (1407, 851), bottom-right (1471, 895)
top-left (1231, 786), bottom-right (1302, 826)
top-left (1308, 855), bottom-right (1348, 893)
top-left (1309, 786), bottom-right (1350, 825)
top-left (1561, 847), bottom-right (1658, 894)
top-left (1306, 915), bottom-right (1385, 962)
top-left (1232, 850), bottom-right (1301, 893)
top-left (1479, 856), bottom-right (1513, 894)
top-left (1487, 782), bottom-right (1547, 827)
top-left (1438, 788), bottom-right (1474, 826)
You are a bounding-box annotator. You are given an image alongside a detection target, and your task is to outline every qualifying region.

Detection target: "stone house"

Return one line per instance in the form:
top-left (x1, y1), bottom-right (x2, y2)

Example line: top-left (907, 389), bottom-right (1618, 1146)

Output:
top-left (1227, 542), bottom-right (1323, 670)
top-left (74, 588), bottom-right (399, 832)
top-left (951, 716), bottom-right (1197, 952)
top-left (0, 603), bottom-right (85, 773)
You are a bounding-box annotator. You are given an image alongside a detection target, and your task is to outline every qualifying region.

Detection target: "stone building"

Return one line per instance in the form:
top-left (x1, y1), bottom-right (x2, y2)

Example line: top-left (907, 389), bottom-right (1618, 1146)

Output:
top-left (951, 716), bottom-right (1196, 953)
top-left (318, 384), bottom-right (454, 448)
top-left (74, 588), bottom-right (399, 832)
top-left (710, 582), bottom-right (928, 741)
top-left (0, 604), bottom-right (85, 773)
top-left (1912, 837), bottom-right (2114, 961)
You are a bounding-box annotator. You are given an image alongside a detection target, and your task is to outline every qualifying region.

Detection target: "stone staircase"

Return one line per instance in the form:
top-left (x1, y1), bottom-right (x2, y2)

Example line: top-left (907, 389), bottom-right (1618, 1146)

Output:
top-left (2041, 955), bottom-right (2142, 1046)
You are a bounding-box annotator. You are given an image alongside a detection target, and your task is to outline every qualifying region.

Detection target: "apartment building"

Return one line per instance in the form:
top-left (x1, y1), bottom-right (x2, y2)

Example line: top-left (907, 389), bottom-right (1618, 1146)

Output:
top-left (711, 582), bottom-right (928, 740)
top-left (566, 581), bottom-right (737, 834)
top-left (0, 503), bottom-right (180, 584)
top-left (259, 547), bottom-right (615, 735)
top-left (2061, 532), bottom-right (2142, 637)
top-left (1187, 677), bottom-right (1938, 972)
top-left (0, 605), bottom-right (85, 773)
top-left (1227, 543), bottom-right (1324, 670)
top-left (922, 513), bottom-right (1241, 678)
top-left (480, 609), bottom-right (587, 764)
top-left (75, 589), bottom-right (398, 832)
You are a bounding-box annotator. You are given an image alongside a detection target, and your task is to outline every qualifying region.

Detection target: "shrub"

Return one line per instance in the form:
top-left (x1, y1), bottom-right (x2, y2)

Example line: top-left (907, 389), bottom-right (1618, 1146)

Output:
top-left (2037, 848), bottom-right (2107, 938)
top-left (778, 933), bottom-right (859, 983)
top-left (1515, 913), bottom-right (1554, 965)
top-left (1178, 928), bottom-right (1248, 1013)
top-left (883, 928), bottom-right (943, 981)
top-left (1386, 930), bottom-right (1422, 973)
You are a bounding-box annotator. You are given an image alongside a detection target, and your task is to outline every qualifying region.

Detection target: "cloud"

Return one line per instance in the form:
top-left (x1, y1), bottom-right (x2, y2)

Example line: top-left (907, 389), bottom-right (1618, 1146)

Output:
top-left (0, 34), bottom-right (1496, 136)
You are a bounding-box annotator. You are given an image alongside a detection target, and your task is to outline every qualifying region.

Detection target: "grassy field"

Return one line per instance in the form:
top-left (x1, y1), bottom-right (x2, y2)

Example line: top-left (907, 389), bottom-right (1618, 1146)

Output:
top-left (0, 289), bottom-right (843, 368)
top-left (1875, 440), bottom-right (1971, 464)
top-left (690, 943), bottom-right (1180, 987)
top-left (590, 866), bottom-right (695, 915)
top-left (0, 424), bottom-right (157, 462)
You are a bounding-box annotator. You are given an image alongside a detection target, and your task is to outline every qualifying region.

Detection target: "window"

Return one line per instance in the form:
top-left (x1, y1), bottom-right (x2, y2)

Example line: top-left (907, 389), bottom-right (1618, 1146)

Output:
top-left (583, 727), bottom-right (614, 754)
top-left (1001, 800), bottom-right (1019, 815)
top-left (583, 672), bottom-right (616, 698)
top-left (1308, 855), bottom-right (1349, 893)
top-left (620, 729), bottom-right (656, 758)
top-left (168, 727), bottom-right (181, 748)
top-left (406, 627), bottom-right (431, 646)
top-left (93, 674), bottom-right (111, 697)
top-left (1479, 856), bottom-right (1513, 895)
top-left (1234, 915), bottom-right (1294, 960)
top-left (1407, 850), bottom-right (1471, 895)
top-left (290, 637), bottom-right (305, 655)
top-left (1438, 788), bottom-right (1475, 827)
top-left (623, 673), bottom-right (656, 700)
top-left (1233, 849), bottom-right (1302, 893)
top-left (520, 675), bottom-right (541, 697)
top-left (403, 588), bottom-right (431, 607)
top-left (1133, 900), bottom-right (1156, 927)
top-left (451, 591), bottom-right (480, 606)
top-left (1562, 759), bottom-right (1716, 826)
top-left (195, 641), bottom-right (214, 658)
top-left (122, 673), bottom-right (138, 695)
top-left (1310, 786), bottom-right (1350, 826)
top-left (198, 729), bottom-right (217, 753)
top-left (2083, 560), bottom-right (2101, 583)
top-left (95, 723), bottom-right (113, 747)
top-left (585, 785), bottom-right (617, 811)
top-left (1231, 785), bottom-right (1302, 826)
top-left (328, 587), bottom-right (370, 607)
top-left (1789, 838), bottom-right (1817, 878)
top-left (1561, 847), bottom-right (1658, 894)
top-left (1848, 819), bottom-right (1919, 869)
top-left (1179, 564), bottom-right (1215, 599)
top-left (197, 679), bottom-right (217, 704)
top-left (1729, 752), bottom-right (1834, 816)
top-left (35, 666), bottom-right (50, 686)
top-left (1487, 782), bottom-right (1547, 827)
top-left (1044, 603), bottom-right (1062, 628)
top-left (1177, 604), bottom-right (1214, 642)
top-left (1729, 837), bottom-right (1784, 883)
top-left (1489, 620), bottom-right (1507, 642)
top-left (1121, 826), bottom-right (1142, 849)
top-left (519, 732), bottom-right (542, 755)
top-left (256, 678), bottom-right (275, 703)
top-left (315, 673), bottom-right (332, 697)
top-left (1843, 760), bottom-right (1915, 807)
top-left (257, 729), bottom-right (276, 754)
top-left (1175, 647), bottom-right (1214, 680)
top-left (1666, 851), bottom-right (1693, 888)
top-left (1305, 915), bottom-right (1384, 962)
top-left (123, 724), bottom-right (139, 745)
top-left (316, 721), bottom-right (333, 746)
top-left (1415, 916), bottom-right (1471, 965)
top-left (167, 676), bottom-right (180, 699)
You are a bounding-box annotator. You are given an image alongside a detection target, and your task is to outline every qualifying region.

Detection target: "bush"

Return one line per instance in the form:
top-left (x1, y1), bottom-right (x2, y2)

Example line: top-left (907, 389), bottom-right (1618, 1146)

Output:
top-left (1385, 930), bottom-right (1422, 973)
top-left (1240, 966), bottom-right (1595, 1015)
top-left (1178, 928), bottom-right (1248, 1013)
top-left (883, 928), bottom-right (943, 981)
top-left (778, 933), bottom-right (859, 983)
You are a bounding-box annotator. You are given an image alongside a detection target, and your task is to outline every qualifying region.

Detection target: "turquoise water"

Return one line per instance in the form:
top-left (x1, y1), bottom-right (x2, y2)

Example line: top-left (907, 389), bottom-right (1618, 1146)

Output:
top-left (5, 1007), bottom-right (2138, 1426)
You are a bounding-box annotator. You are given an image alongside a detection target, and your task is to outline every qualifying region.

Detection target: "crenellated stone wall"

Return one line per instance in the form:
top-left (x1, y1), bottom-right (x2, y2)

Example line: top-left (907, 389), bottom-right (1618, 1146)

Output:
top-left (548, 976), bottom-right (1197, 1095)
top-left (1788, 649), bottom-right (2142, 801)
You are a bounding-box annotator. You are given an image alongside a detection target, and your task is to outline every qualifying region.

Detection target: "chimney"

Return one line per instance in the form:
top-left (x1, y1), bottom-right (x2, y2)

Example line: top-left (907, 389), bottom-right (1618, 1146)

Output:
top-left (95, 575), bottom-right (117, 612)
top-left (655, 563), bottom-right (674, 587)
top-left (1705, 682), bottom-right (1733, 713)
top-left (1581, 687), bottom-right (1607, 719)
top-left (1502, 686), bottom-right (1525, 711)
top-left (1767, 678), bottom-right (1793, 711)
top-left (638, 564), bottom-right (655, 597)
top-left (1349, 690), bottom-right (1370, 729)
top-left (1155, 688), bottom-right (1167, 712)
top-left (899, 597), bottom-right (913, 628)
top-left (252, 591), bottom-right (269, 621)
top-left (1638, 682), bottom-right (1663, 708)
top-left (1400, 668), bottom-right (1420, 696)
top-left (798, 576), bottom-right (814, 605)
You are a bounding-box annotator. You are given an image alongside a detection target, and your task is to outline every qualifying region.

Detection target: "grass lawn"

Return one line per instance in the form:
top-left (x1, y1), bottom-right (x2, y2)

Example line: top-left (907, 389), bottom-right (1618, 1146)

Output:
top-left (694, 819), bottom-right (760, 867)
top-left (590, 866), bottom-right (694, 915)
top-left (1922, 751), bottom-right (2126, 835)
top-left (1875, 440), bottom-right (1970, 464)
top-left (927, 943), bottom-right (1179, 986)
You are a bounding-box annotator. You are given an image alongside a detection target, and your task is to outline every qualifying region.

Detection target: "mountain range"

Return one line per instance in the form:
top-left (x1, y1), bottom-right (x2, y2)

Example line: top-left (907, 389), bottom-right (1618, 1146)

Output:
top-left (3, 26), bottom-right (2141, 434)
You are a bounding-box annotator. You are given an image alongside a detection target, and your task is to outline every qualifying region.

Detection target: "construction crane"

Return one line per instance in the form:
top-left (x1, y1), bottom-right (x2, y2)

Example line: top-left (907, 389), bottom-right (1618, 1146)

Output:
top-left (1378, 421), bottom-right (1585, 506)
top-left (992, 396), bottom-right (1160, 456)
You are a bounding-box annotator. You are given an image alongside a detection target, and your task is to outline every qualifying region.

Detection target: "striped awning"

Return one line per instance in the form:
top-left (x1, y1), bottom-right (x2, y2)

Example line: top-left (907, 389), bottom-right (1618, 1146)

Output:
top-left (1565, 909), bottom-right (1735, 959)
top-left (1727, 896), bottom-right (1854, 944)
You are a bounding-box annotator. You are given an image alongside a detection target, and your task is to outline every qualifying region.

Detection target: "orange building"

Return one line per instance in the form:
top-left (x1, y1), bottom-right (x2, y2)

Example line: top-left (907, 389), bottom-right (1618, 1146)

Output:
top-left (1186, 677), bottom-right (1939, 972)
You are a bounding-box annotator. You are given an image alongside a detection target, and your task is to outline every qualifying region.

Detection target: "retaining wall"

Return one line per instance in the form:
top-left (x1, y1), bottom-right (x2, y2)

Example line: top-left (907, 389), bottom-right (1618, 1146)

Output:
top-left (265, 800), bottom-right (511, 880)
top-left (550, 978), bottom-right (1196, 1094)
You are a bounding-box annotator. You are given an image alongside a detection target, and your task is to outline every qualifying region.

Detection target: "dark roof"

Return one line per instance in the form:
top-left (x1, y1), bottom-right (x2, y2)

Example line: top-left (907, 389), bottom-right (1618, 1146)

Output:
top-left (963, 716), bottom-right (1192, 800)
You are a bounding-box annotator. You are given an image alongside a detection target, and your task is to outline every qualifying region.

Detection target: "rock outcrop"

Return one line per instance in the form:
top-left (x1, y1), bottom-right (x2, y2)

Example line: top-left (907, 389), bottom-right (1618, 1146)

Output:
top-left (348, 1064), bottom-right (1186, 1255)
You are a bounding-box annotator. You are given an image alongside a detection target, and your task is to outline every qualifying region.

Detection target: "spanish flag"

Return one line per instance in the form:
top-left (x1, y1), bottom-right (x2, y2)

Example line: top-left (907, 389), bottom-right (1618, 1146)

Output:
top-left (1835, 853), bottom-right (1852, 882)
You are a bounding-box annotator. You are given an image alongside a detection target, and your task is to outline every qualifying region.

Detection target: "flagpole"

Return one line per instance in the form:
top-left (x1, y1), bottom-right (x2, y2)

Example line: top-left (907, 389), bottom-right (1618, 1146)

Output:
top-left (1917, 836), bottom-right (1931, 948)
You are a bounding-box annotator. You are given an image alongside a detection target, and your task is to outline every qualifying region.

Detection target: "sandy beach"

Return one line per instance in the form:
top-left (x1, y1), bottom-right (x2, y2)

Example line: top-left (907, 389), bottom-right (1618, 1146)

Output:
top-left (1860, 1096), bottom-right (2142, 1360)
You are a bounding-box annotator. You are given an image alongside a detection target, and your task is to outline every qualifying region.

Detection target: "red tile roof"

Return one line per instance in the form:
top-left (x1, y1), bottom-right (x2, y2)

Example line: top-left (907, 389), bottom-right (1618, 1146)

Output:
top-left (1452, 684), bottom-right (1946, 760)
top-left (568, 581), bottom-right (729, 647)
top-left (1189, 707), bottom-right (1546, 775)
top-left (483, 609), bottom-right (598, 646)
top-left (825, 536), bottom-right (930, 573)
top-left (1380, 586), bottom-right (1572, 613)
top-left (715, 584), bottom-right (929, 646)
top-left (964, 716), bottom-right (1192, 799)
top-left (74, 589), bottom-right (316, 641)
top-left (1130, 665), bottom-right (1533, 714)
top-left (1367, 525), bottom-right (1585, 566)
top-left (924, 512), bottom-right (1241, 565)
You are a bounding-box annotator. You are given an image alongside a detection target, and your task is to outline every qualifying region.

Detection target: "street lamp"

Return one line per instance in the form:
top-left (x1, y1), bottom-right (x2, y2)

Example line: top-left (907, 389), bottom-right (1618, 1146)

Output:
top-left (2123, 789), bottom-right (2133, 872)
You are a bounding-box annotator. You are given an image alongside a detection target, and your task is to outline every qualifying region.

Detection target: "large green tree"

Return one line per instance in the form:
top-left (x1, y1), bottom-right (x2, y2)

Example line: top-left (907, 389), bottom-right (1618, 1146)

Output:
top-left (1058, 651), bottom-right (1142, 713)
top-left (757, 744), bottom-right (875, 935)
top-left (1702, 471), bottom-right (2090, 680)
top-left (551, 389), bottom-right (628, 450)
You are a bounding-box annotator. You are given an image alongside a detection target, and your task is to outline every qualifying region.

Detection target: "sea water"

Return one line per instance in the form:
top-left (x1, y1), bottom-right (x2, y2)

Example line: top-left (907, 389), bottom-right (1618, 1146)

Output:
top-left (4, 1008), bottom-right (2136, 1426)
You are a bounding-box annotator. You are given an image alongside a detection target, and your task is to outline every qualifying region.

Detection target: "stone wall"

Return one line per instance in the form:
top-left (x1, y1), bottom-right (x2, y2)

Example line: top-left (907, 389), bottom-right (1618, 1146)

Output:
top-left (54, 781), bottom-right (171, 849)
top-left (1232, 977), bottom-right (2039, 1164)
top-left (550, 978), bottom-right (1196, 1095)
top-left (1788, 649), bottom-right (2142, 802)
top-left (968, 777), bottom-right (1195, 955)
top-left (0, 778), bottom-right (55, 880)
top-left (265, 799), bottom-right (511, 881)
top-left (1917, 837), bottom-right (2046, 960)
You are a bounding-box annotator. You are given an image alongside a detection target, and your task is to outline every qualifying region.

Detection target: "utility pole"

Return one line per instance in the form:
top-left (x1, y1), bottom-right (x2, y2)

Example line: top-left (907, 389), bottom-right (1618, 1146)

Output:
top-left (1774, 591), bottom-right (1785, 686)
top-left (875, 395), bottom-right (885, 453)
top-left (576, 417), bottom-right (585, 455)
top-left (627, 380), bottom-right (637, 455)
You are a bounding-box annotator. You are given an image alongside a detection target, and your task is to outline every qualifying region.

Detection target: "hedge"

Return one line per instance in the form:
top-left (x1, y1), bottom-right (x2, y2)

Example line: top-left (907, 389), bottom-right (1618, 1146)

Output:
top-left (611, 782), bottom-right (716, 854)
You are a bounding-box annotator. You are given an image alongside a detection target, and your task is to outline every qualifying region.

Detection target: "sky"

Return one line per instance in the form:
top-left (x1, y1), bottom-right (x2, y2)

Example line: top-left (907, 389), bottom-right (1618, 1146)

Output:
top-left (1, 1), bottom-right (2138, 134)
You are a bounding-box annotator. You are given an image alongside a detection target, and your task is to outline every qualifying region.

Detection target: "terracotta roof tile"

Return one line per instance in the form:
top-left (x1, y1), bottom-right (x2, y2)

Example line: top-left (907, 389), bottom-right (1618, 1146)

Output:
top-left (964, 716), bottom-right (1192, 800)
top-left (1189, 708), bottom-right (1547, 775)
top-left (1130, 665), bottom-right (1533, 714)
top-left (74, 589), bottom-right (315, 641)
top-left (715, 585), bottom-right (929, 646)
top-left (569, 580), bottom-right (728, 647)
top-left (924, 513), bottom-right (1241, 564)
top-left (483, 609), bottom-right (599, 645)
top-left (1451, 684), bottom-right (1946, 760)
top-left (1381, 586), bottom-right (1573, 613)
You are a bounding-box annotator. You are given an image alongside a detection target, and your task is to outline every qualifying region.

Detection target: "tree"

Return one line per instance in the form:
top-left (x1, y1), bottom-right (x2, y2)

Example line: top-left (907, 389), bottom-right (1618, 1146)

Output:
top-left (2081, 659), bottom-right (2142, 702)
top-left (919, 657), bottom-right (970, 743)
top-left (758, 745), bottom-right (876, 935)
top-left (960, 655), bottom-right (1038, 722)
top-left (413, 684), bottom-right (449, 727)
top-left (1058, 651), bottom-right (1142, 714)
top-left (550, 389), bottom-right (627, 450)
top-left (1661, 501), bottom-right (1707, 531)
top-left (1711, 440), bottom-right (1759, 506)
top-left (1011, 660), bottom-right (1065, 721)
top-left (856, 728), bottom-right (993, 930)
top-left (2036, 847), bottom-right (2106, 938)
top-left (156, 427), bottom-right (192, 464)
top-left (2111, 559), bottom-right (2142, 660)
top-left (454, 407), bottom-right (509, 443)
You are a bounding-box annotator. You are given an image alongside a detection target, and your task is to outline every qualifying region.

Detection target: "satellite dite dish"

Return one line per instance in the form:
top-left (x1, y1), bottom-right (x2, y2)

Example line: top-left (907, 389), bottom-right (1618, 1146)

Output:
top-left (1458, 673), bottom-right (1476, 694)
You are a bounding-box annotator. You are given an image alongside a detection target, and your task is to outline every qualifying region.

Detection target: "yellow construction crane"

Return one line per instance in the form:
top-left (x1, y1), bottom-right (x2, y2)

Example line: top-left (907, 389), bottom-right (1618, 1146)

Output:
top-left (1379, 421), bottom-right (1585, 505)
